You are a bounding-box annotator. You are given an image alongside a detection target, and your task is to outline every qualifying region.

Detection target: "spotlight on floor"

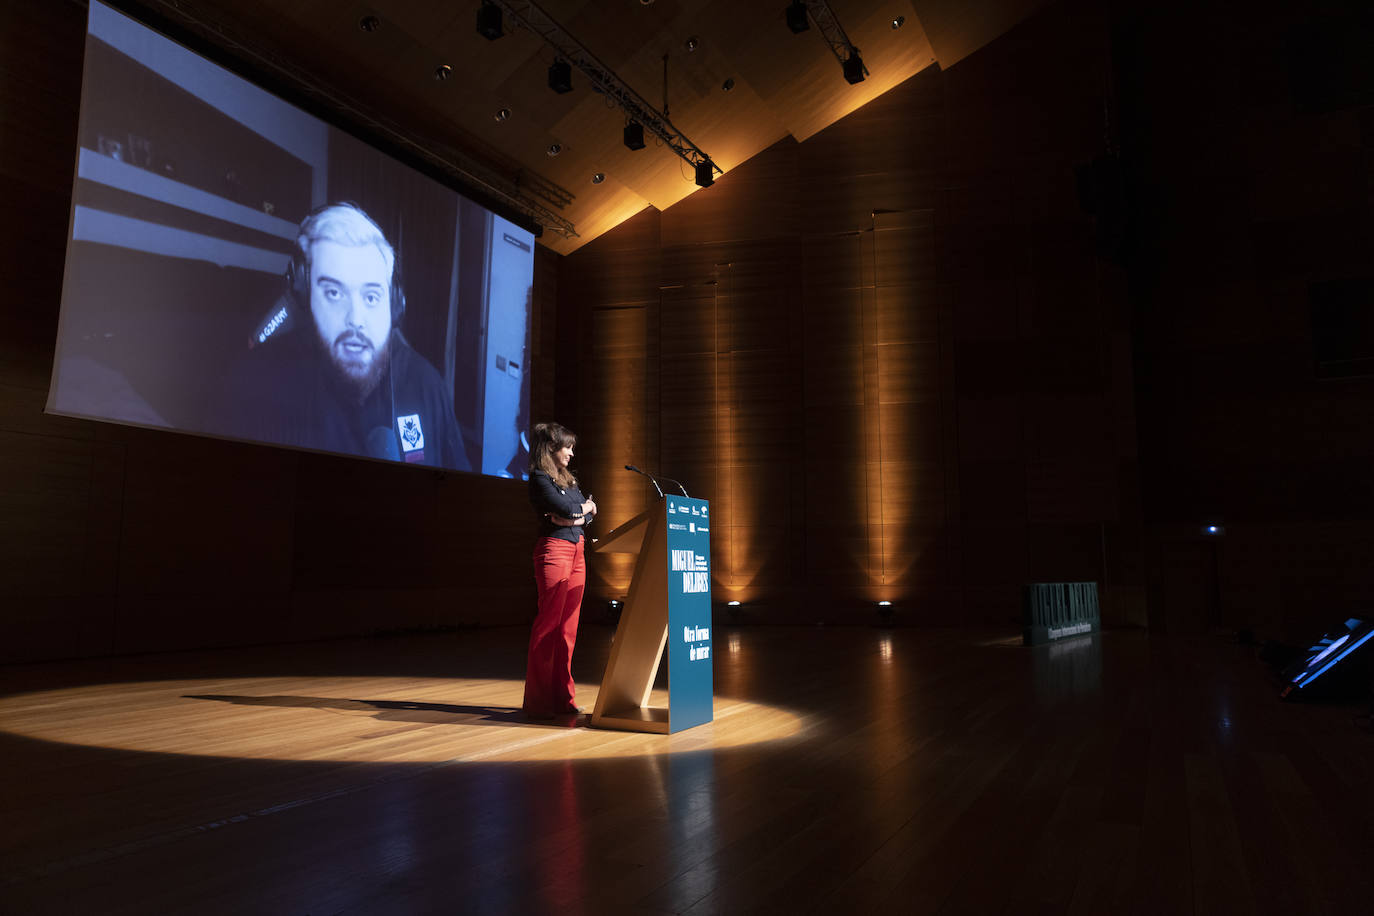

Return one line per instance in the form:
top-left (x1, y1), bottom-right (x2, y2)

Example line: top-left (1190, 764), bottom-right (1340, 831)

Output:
top-left (477, 2), bottom-right (503, 40)
top-left (695, 158), bottom-right (715, 187)
top-left (548, 59), bottom-right (573, 94)
top-left (785, 0), bottom-right (810, 33)
top-left (877, 599), bottom-right (894, 625)
top-left (842, 49), bottom-right (866, 84)
top-left (726, 599), bottom-right (743, 622)
top-left (606, 598), bottom-right (624, 622)
top-left (624, 121), bottom-right (646, 150)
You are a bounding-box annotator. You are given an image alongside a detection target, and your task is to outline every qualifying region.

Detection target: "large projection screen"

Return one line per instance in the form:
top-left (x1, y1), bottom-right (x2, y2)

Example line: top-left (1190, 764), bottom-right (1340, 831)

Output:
top-left (47, 1), bottom-right (536, 478)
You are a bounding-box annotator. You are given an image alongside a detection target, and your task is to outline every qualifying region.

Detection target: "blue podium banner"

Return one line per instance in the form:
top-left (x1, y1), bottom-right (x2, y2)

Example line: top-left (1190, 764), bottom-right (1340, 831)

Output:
top-left (664, 496), bottom-right (712, 732)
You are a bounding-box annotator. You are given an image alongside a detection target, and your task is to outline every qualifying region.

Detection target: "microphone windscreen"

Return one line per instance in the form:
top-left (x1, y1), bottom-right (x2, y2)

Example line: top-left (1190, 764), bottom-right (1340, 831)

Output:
top-left (367, 426), bottom-right (400, 461)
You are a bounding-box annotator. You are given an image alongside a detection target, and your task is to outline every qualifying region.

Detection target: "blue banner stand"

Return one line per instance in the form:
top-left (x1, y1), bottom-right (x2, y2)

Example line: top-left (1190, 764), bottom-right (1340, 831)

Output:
top-left (589, 497), bottom-right (713, 734)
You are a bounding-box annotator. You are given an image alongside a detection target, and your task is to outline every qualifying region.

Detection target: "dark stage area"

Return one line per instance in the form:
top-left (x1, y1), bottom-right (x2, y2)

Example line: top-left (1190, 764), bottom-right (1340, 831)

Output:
top-left (2, 625), bottom-right (1371, 914)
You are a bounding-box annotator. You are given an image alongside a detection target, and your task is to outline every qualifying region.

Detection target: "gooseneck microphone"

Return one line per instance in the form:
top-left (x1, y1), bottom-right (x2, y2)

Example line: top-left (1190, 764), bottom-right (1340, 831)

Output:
top-left (624, 465), bottom-right (688, 498)
top-left (624, 464), bottom-right (663, 499)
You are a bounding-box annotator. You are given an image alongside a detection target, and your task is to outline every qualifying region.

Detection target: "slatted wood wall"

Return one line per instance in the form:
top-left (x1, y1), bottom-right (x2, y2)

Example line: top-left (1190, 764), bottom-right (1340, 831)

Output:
top-left (555, 1), bottom-right (1148, 626)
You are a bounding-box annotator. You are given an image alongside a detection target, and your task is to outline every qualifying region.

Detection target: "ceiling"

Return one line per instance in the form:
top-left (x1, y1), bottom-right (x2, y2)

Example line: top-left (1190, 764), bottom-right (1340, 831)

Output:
top-left (159, 0), bottom-right (1051, 254)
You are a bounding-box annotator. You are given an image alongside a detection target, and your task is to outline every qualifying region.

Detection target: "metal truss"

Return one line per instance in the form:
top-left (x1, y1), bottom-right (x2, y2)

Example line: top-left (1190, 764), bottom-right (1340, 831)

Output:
top-left (487, 0), bottom-right (721, 179)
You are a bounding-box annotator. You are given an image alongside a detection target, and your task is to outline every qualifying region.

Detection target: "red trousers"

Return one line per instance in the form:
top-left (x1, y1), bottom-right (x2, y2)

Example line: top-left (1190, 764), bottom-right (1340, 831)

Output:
top-left (523, 536), bottom-right (586, 716)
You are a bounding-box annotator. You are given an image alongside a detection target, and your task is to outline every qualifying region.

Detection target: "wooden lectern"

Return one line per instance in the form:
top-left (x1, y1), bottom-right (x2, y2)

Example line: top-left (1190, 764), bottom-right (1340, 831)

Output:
top-left (589, 496), bottom-right (713, 734)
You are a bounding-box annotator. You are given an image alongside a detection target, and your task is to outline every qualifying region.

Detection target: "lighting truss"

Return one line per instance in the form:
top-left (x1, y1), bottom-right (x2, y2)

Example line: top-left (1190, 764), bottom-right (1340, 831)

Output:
top-left (797, 0), bottom-right (869, 81)
top-left (137, 0), bottom-right (578, 237)
top-left (485, 0), bottom-right (721, 182)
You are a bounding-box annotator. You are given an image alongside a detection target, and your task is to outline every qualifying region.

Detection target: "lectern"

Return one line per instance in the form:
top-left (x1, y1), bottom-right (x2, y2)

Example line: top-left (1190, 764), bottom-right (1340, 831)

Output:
top-left (589, 496), bottom-right (713, 733)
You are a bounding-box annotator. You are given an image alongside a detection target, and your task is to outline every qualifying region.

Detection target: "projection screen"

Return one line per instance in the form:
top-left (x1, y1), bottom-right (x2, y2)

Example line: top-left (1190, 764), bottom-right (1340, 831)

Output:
top-left (47, 1), bottom-right (536, 478)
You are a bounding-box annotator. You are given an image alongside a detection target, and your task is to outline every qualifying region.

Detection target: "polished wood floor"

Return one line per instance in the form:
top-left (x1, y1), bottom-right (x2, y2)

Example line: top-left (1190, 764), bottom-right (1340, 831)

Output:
top-left (1, 624), bottom-right (1371, 915)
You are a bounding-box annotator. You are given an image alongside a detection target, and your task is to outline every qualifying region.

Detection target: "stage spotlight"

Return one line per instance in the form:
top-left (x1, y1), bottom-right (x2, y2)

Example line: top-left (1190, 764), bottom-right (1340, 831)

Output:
top-left (892, 15), bottom-right (905, 29)
top-left (434, 63), bottom-right (452, 81)
top-left (728, 600), bottom-right (741, 606)
top-left (722, 77), bottom-right (735, 92)
top-left (685, 36), bottom-right (700, 52)
top-left (546, 143), bottom-right (562, 157)
top-left (1203, 524), bottom-right (1225, 535)
top-left (359, 15), bottom-right (380, 32)
top-left (591, 172), bottom-right (605, 184)
top-left (494, 107), bottom-right (510, 122)
top-left (695, 158), bottom-right (715, 187)
top-left (548, 59), bottom-right (573, 94)
top-left (877, 600), bottom-right (894, 625)
top-left (477, 2), bottom-right (503, 40)
top-left (623, 121), bottom-right (646, 150)
top-left (842, 49), bottom-right (865, 84)
top-left (785, 1), bottom-right (810, 33)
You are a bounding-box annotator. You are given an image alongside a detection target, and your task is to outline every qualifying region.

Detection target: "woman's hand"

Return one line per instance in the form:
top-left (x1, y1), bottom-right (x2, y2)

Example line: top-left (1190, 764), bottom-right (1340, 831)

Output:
top-left (582, 497), bottom-right (597, 517)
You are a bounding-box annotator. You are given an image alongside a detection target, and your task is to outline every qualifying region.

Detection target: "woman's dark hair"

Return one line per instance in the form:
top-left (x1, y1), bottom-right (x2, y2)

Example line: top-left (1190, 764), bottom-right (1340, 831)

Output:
top-left (529, 422), bottom-right (577, 489)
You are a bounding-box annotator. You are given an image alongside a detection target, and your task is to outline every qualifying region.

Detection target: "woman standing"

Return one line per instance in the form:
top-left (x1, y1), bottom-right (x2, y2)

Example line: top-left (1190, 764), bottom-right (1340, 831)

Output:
top-left (524, 422), bottom-right (596, 718)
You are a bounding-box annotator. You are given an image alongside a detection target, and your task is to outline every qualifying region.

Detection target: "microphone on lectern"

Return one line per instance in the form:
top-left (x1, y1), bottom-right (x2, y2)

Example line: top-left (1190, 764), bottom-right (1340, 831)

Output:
top-left (624, 464), bottom-right (664, 499)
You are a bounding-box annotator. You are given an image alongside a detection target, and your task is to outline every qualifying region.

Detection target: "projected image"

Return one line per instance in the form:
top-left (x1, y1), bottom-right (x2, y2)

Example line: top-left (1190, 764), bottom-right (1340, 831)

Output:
top-left (47, 1), bottom-right (535, 477)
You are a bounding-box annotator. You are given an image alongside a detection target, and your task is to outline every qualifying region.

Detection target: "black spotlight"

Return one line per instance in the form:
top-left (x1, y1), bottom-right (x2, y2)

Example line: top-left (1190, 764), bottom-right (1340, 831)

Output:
top-left (623, 121), bottom-right (646, 150)
top-left (476, 2), bottom-right (503, 40)
top-left (548, 59), bottom-right (573, 94)
top-left (842, 50), bottom-right (866, 84)
top-left (695, 158), bottom-right (715, 188)
top-left (359, 15), bottom-right (380, 32)
top-left (785, 1), bottom-right (809, 33)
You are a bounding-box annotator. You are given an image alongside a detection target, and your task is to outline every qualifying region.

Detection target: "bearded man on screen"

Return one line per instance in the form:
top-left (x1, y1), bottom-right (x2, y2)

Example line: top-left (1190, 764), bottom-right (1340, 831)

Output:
top-left (219, 202), bottom-right (470, 471)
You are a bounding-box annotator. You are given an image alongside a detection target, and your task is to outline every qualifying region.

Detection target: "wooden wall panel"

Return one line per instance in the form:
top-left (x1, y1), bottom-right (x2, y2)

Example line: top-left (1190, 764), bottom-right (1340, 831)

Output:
top-left (559, 0), bottom-right (1141, 620)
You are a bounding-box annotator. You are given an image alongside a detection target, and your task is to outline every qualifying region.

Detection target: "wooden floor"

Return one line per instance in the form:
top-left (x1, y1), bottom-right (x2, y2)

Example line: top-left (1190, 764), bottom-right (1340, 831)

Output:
top-left (1, 624), bottom-right (1372, 915)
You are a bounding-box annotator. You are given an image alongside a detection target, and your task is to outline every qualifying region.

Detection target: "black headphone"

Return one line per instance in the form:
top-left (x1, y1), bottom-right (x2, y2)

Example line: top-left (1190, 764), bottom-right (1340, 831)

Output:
top-left (284, 202), bottom-right (406, 324)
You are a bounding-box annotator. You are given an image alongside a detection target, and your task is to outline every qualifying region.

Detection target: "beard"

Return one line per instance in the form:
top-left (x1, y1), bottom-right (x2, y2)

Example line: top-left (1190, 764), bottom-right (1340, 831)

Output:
top-left (318, 327), bottom-right (391, 402)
